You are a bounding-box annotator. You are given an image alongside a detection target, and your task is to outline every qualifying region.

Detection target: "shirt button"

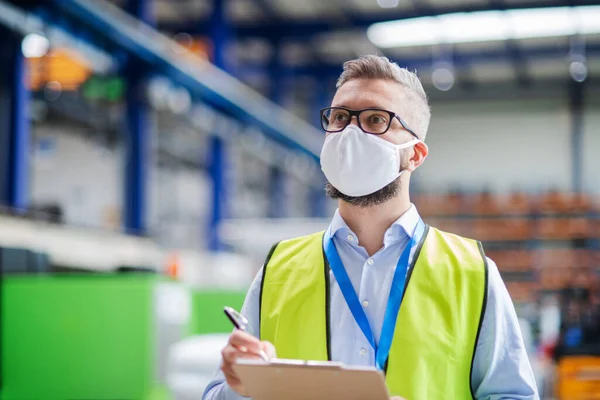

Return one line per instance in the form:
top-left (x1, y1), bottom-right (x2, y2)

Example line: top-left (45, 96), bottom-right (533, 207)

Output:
top-left (360, 348), bottom-right (367, 356)
top-left (362, 300), bottom-right (369, 308)
top-left (367, 258), bottom-right (374, 265)
top-left (347, 235), bottom-right (354, 242)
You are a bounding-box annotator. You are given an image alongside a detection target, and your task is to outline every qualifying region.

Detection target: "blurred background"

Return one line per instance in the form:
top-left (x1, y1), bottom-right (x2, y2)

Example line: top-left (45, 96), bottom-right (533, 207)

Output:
top-left (0, 0), bottom-right (599, 399)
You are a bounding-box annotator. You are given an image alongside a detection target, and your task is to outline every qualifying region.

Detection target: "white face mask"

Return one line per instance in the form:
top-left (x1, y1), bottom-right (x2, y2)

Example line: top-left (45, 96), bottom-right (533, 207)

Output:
top-left (320, 124), bottom-right (420, 197)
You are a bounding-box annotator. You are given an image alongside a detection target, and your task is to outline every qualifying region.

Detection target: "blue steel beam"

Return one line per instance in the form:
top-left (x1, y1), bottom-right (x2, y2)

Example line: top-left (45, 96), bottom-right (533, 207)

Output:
top-left (267, 166), bottom-right (286, 218)
top-left (125, 0), bottom-right (153, 26)
top-left (123, 65), bottom-right (151, 234)
top-left (209, 0), bottom-right (229, 71)
top-left (311, 72), bottom-right (336, 129)
top-left (0, 27), bottom-right (30, 212)
top-left (123, 0), bottom-right (152, 235)
top-left (157, 0), bottom-right (575, 37)
top-left (207, 135), bottom-right (226, 251)
top-left (208, 0), bottom-right (229, 251)
top-left (309, 179), bottom-right (328, 218)
top-left (39, 0), bottom-right (325, 160)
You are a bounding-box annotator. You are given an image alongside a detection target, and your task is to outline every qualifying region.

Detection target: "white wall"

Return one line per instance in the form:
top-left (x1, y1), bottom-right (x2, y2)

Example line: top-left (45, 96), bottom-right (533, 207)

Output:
top-left (31, 125), bottom-right (122, 229)
top-left (150, 164), bottom-right (211, 250)
top-left (31, 125), bottom-right (212, 250)
top-left (417, 98), bottom-right (573, 194)
top-left (583, 98), bottom-right (600, 194)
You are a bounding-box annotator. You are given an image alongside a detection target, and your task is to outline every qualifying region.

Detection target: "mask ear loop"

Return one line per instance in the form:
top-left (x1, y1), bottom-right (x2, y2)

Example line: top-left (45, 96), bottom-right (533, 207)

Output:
top-left (396, 139), bottom-right (421, 174)
top-left (394, 139), bottom-right (421, 150)
top-left (367, 134), bottom-right (421, 150)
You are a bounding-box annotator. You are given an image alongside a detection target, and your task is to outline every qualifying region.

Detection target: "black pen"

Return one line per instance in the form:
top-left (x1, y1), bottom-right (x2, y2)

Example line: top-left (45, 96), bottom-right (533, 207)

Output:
top-left (224, 306), bottom-right (270, 361)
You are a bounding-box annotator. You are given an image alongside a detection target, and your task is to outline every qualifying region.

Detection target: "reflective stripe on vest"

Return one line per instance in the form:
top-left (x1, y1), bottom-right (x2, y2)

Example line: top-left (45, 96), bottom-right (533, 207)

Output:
top-left (259, 226), bottom-right (488, 399)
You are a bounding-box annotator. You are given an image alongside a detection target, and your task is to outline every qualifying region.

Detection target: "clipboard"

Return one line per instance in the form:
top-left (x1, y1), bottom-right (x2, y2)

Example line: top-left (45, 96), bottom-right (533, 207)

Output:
top-left (233, 358), bottom-right (390, 400)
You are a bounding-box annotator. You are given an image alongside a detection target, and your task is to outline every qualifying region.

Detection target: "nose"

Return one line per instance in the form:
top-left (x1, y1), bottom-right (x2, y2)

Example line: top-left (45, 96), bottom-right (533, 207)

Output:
top-left (348, 115), bottom-right (360, 127)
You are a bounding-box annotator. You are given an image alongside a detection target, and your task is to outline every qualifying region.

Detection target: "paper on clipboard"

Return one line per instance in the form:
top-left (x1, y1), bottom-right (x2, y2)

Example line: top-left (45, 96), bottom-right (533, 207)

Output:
top-left (233, 358), bottom-right (390, 400)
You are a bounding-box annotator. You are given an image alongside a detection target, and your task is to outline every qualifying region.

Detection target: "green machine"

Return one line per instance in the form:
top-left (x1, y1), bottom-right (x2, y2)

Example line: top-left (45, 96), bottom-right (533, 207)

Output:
top-left (187, 290), bottom-right (246, 336)
top-left (1, 273), bottom-right (246, 400)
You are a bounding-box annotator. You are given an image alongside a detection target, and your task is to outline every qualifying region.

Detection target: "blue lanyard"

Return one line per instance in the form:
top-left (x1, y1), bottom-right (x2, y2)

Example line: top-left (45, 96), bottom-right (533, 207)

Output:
top-left (324, 220), bottom-right (426, 370)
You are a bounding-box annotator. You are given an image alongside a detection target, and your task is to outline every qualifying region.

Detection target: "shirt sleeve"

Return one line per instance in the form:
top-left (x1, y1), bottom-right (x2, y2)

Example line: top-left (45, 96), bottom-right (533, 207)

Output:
top-left (471, 257), bottom-right (540, 400)
top-left (201, 267), bottom-right (264, 400)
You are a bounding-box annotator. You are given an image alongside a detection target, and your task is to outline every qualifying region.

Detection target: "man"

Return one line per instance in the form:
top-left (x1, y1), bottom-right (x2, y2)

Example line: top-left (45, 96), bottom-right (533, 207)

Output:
top-left (203, 55), bottom-right (539, 399)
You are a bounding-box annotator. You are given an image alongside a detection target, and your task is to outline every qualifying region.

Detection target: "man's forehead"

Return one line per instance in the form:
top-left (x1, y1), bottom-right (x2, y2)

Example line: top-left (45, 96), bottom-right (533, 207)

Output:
top-left (331, 79), bottom-right (409, 110)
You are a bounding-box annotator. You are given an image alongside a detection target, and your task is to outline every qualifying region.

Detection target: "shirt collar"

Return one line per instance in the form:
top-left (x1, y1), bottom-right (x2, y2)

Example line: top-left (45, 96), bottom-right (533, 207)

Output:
top-left (328, 204), bottom-right (422, 246)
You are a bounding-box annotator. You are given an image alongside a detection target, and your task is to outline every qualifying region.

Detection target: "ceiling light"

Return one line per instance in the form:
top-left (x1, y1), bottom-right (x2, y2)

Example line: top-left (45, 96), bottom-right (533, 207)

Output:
top-left (367, 6), bottom-right (600, 48)
top-left (21, 33), bottom-right (50, 58)
top-left (432, 67), bottom-right (455, 91)
top-left (377, 0), bottom-right (399, 8)
top-left (569, 60), bottom-right (587, 83)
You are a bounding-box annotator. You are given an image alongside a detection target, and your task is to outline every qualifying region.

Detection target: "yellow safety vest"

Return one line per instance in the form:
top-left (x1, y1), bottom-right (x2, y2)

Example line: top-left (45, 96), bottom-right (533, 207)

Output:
top-left (259, 225), bottom-right (488, 399)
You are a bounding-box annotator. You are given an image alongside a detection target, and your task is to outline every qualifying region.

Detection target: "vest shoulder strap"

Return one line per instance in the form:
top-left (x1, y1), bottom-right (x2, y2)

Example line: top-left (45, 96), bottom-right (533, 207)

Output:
top-left (385, 225), bottom-right (488, 399)
top-left (259, 231), bottom-right (330, 361)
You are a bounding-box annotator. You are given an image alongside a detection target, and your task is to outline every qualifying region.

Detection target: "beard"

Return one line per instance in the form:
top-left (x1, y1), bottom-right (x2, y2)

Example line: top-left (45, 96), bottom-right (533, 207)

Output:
top-left (325, 176), bottom-right (402, 208)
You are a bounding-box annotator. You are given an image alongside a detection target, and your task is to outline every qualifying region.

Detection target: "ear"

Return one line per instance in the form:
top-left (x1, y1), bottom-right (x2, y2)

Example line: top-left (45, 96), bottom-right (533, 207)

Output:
top-left (406, 141), bottom-right (428, 172)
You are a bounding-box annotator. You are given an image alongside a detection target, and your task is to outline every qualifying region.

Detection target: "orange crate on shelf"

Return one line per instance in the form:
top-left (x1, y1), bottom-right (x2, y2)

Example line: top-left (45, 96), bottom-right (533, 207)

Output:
top-left (571, 267), bottom-right (594, 289)
top-left (452, 220), bottom-right (473, 237)
top-left (506, 282), bottom-right (538, 303)
top-left (536, 218), bottom-right (564, 240)
top-left (511, 250), bottom-right (534, 271)
top-left (468, 192), bottom-right (503, 216)
top-left (535, 249), bottom-right (590, 269)
top-left (473, 218), bottom-right (532, 241)
top-left (538, 191), bottom-right (570, 214)
top-left (428, 218), bottom-right (473, 238)
top-left (537, 217), bottom-right (564, 239)
top-left (413, 193), bottom-right (464, 217)
top-left (412, 194), bottom-right (439, 217)
top-left (578, 250), bottom-right (594, 269)
top-left (592, 251), bottom-right (600, 267)
top-left (567, 192), bottom-right (594, 213)
top-left (537, 217), bottom-right (594, 239)
top-left (442, 193), bottom-right (465, 216)
top-left (505, 192), bottom-right (533, 216)
top-left (486, 250), bottom-right (533, 271)
top-left (567, 217), bottom-right (594, 239)
top-left (540, 267), bottom-right (570, 290)
top-left (593, 218), bottom-right (600, 237)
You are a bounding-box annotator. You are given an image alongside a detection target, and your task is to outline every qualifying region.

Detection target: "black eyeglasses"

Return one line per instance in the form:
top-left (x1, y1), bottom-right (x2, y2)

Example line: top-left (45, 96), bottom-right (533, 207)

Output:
top-left (320, 107), bottom-right (418, 139)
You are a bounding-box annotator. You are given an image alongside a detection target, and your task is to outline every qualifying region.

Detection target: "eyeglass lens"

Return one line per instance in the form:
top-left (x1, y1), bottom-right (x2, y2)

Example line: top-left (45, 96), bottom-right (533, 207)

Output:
top-left (322, 108), bottom-right (392, 134)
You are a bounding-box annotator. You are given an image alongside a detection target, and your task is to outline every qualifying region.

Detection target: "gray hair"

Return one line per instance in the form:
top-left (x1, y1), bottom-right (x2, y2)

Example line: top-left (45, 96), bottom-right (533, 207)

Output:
top-left (336, 55), bottom-right (431, 140)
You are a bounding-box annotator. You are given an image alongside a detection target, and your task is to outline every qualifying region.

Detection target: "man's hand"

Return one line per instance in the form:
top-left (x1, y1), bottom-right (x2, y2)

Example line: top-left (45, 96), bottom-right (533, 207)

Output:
top-left (220, 330), bottom-right (276, 397)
